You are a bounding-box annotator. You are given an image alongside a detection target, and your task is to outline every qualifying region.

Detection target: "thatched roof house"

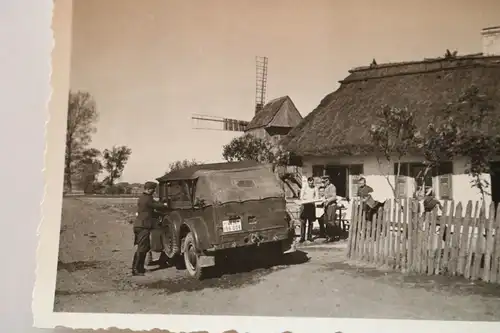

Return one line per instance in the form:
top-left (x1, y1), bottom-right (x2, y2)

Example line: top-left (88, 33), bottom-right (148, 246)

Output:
top-left (283, 54), bottom-right (500, 157)
top-left (245, 95), bottom-right (303, 144)
top-left (281, 28), bottom-right (500, 208)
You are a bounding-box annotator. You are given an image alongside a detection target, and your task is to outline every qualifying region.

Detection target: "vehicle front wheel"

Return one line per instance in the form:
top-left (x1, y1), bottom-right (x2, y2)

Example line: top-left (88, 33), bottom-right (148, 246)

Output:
top-left (183, 232), bottom-right (206, 280)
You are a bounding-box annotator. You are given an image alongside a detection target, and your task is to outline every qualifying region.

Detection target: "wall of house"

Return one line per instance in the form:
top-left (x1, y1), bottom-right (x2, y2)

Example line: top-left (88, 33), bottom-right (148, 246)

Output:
top-left (482, 26), bottom-right (500, 56)
top-left (302, 155), bottom-right (492, 218)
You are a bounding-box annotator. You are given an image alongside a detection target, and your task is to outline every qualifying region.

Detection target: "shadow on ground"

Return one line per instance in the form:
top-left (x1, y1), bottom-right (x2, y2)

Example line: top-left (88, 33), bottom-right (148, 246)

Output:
top-left (55, 251), bottom-right (310, 297)
top-left (322, 261), bottom-right (500, 299)
top-left (142, 250), bottom-right (310, 294)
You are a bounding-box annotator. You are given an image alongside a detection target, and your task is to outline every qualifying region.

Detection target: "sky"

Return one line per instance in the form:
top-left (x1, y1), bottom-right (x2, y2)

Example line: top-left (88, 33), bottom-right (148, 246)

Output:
top-left (69, 0), bottom-right (500, 183)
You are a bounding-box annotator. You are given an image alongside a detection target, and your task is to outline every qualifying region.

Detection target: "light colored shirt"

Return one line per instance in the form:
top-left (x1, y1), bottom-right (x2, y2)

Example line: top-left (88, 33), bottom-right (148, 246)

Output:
top-left (324, 184), bottom-right (337, 202)
top-left (300, 185), bottom-right (318, 202)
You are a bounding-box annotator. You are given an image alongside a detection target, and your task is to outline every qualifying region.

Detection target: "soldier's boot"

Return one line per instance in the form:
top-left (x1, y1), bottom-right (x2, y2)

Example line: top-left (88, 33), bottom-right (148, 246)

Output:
top-left (135, 252), bottom-right (148, 274)
top-left (299, 220), bottom-right (306, 243)
top-left (145, 251), bottom-right (153, 266)
top-left (306, 225), bottom-right (313, 242)
top-left (131, 252), bottom-right (144, 276)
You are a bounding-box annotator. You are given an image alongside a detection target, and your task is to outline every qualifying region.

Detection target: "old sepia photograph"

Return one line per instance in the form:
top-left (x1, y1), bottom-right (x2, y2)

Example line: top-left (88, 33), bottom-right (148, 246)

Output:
top-left (34, 0), bottom-right (500, 330)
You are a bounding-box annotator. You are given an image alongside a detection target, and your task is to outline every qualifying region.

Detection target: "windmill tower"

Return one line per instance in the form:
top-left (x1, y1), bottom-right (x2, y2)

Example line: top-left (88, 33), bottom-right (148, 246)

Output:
top-left (191, 56), bottom-right (269, 132)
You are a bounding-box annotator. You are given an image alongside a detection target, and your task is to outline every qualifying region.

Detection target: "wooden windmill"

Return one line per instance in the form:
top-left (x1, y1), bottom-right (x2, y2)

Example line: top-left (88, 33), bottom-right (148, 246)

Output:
top-left (191, 56), bottom-right (269, 132)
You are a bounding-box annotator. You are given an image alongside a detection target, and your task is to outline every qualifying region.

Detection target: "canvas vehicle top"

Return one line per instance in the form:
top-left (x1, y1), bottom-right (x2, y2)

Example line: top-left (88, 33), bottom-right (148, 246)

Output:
top-left (156, 161), bottom-right (290, 242)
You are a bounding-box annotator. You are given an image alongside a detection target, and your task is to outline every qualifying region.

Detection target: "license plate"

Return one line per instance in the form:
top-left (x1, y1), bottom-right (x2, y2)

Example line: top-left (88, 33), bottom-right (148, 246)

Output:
top-left (222, 219), bottom-right (242, 233)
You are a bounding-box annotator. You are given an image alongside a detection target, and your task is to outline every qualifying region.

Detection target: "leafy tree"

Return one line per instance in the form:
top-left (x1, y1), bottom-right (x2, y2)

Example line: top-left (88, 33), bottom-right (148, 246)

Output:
top-left (369, 105), bottom-right (423, 199)
top-left (370, 86), bottom-right (500, 202)
top-left (222, 133), bottom-right (288, 165)
top-left (102, 145), bottom-right (132, 186)
top-left (75, 148), bottom-right (103, 194)
top-left (422, 86), bottom-right (500, 200)
top-left (165, 159), bottom-right (201, 174)
top-left (64, 91), bottom-right (99, 192)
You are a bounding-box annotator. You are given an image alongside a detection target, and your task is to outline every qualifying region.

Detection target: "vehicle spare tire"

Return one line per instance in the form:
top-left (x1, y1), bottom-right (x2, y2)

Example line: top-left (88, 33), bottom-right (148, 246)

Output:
top-left (161, 217), bottom-right (179, 259)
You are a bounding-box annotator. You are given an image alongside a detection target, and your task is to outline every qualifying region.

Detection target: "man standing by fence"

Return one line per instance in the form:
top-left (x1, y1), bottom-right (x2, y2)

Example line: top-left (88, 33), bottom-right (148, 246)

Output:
top-left (132, 181), bottom-right (168, 276)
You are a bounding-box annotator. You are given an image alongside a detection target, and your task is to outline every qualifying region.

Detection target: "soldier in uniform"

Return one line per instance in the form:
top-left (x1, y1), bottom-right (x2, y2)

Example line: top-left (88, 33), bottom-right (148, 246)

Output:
top-left (132, 181), bottom-right (168, 276)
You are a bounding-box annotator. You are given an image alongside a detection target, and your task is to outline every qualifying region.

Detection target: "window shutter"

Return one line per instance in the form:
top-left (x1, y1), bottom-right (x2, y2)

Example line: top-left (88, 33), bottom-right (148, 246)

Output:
top-left (438, 162), bottom-right (453, 200)
top-left (396, 177), bottom-right (407, 198)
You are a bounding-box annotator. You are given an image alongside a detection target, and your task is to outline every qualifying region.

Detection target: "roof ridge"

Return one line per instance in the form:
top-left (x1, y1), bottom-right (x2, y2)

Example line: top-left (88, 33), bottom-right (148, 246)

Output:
top-left (349, 53), bottom-right (496, 73)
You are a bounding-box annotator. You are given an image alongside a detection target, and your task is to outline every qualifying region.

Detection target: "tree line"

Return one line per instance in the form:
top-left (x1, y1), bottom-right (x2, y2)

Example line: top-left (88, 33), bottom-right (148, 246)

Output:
top-left (64, 91), bottom-right (132, 194)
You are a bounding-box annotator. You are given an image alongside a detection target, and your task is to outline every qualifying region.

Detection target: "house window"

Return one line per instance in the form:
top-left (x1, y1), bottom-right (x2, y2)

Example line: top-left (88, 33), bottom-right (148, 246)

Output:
top-left (312, 165), bottom-right (325, 177)
top-left (409, 163), bottom-right (433, 195)
top-left (349, 164), bottom-right (364, 198)
top-left (394, 162), bottom-right (453, 199)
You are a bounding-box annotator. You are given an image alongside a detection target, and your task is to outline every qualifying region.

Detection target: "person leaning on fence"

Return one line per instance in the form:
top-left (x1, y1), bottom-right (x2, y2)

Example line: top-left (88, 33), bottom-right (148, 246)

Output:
top-left (357, 177), bottom-right (376, 221)
top-left (423, 188), bottom-right (447, 242)
top-left (132, 181), bottom-right (168, 276)
top-left (299, 177), bottom-right (319, 243)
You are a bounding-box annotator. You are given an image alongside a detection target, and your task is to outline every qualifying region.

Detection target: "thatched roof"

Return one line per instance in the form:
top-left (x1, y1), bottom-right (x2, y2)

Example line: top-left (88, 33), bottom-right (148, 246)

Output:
top-left (283, 54), bottom-right (500, 157)
top-left (246, 95), bottom-right (302, 131)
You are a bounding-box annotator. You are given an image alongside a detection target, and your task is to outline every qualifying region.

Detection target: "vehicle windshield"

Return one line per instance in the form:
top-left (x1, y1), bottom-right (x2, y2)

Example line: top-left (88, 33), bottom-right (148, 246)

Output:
top-left (195, 167), bottom-right (283, 204)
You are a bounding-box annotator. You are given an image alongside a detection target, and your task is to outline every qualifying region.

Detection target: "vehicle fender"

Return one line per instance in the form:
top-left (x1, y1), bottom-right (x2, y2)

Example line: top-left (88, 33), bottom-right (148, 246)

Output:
top-left (182, 217), bottom-right (211, 251)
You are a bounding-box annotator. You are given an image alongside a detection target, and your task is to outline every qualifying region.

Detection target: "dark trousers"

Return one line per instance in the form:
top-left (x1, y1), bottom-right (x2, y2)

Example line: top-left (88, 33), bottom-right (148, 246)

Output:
top-left (132, 227), bottom-right (151, 274)
top-left (317, 215), bottom-right (326, 237)
top-left (300, 203), bottom-right (316, 241)
top-left (325, 203), bottom-right (342, 240)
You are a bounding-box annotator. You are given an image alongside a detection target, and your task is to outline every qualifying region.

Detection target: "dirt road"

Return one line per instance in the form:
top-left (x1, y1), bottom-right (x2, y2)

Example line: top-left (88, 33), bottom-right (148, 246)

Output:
top-left (54, 197), bottom-right (500, 320)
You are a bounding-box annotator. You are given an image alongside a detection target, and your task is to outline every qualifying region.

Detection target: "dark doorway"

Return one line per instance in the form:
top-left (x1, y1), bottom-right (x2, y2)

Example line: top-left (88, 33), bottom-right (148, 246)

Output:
top-left (325, 165), bottom-right (348, 197)
top-left (490, 162), bottom-right (500, 208)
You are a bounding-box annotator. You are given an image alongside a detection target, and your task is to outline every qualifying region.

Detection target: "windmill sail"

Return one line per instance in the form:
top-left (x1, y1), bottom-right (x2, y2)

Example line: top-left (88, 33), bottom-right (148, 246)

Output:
top-left (255, 56), bottom-right (268, 114)
top-left (191, 55), bottom-right (268, 131)
top-left (191, 113), bottom-right (248, 132)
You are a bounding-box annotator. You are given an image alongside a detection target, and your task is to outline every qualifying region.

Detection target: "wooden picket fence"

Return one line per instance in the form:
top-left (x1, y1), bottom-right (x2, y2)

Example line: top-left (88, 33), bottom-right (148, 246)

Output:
top-left (346, 198), bottom-right (500, 283)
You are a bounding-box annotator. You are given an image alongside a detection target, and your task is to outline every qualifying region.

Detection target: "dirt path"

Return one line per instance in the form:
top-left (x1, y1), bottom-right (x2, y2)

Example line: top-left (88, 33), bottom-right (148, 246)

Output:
top-left (54, 197), bottom-right (500, 320)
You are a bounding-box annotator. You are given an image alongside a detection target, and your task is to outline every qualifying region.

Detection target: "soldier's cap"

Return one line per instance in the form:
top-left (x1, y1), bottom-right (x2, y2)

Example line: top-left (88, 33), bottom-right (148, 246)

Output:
top-left (144, 181), bottom-right (158, 190)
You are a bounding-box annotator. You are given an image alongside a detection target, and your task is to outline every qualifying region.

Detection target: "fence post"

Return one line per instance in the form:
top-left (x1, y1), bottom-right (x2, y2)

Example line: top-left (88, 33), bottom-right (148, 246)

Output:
top-left (353, 202), bottom-right (362, 260)
top-left (407, 199), bottom-right (414, 272)
top-left (382, 200), bottom-right (391, 267)
top-left (375, 206), bottom-right (383, 265)
top-left (442, 200), bottom-right (455, 275)
top-left (427, 208), bottom-right (438, 276)
top-left (465, 201), bottom-right (480, 280)
top-left (402, 198), bottom-right (409, 272)
top-left (457, 201), bottom-right (472, 276)
top-left (435, 200), bottom-right (448, 275)
top-left (347, 200), bottom-right (358, 259)
top-left (395, 199), bottom-right (403, 270)
top-left (472, 203), bottom-right (486, 281)
top-left (493, 203), bottom-right (500, 283)
top-left (483, 202), bottom-right (495, 282)
top-left (369, 209), bottom-right (377, 263)
top-left (357, 205), bottom-right (366, 260)
top-left (450, 202), bottom-right (463, 276)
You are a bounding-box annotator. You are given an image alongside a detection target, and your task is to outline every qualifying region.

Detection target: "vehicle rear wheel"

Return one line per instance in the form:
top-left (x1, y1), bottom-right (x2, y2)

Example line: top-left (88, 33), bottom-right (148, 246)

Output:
top-left (183, 232), bottom-right (206, 280)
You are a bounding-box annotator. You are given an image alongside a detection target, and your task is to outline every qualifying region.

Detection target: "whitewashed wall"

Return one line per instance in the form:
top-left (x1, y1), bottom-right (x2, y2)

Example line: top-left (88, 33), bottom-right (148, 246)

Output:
top-left (302, 155), bottom-right (493, 219)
